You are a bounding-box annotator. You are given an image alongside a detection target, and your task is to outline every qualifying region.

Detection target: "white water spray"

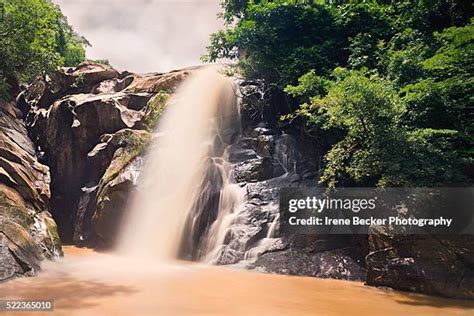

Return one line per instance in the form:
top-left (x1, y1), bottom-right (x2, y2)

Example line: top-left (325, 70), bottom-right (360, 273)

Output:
top-left (117, 67), bottom-right (243, 261)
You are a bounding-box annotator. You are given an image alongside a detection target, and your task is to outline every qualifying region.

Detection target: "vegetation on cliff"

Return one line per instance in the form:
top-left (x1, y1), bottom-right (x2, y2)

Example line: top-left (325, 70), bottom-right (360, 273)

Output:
top-left (0, 0), bottom-right (87, 98)
top-left (207, 0), bottom-right (473, 187)
top-left (144, 90), bottom-right (171, 131)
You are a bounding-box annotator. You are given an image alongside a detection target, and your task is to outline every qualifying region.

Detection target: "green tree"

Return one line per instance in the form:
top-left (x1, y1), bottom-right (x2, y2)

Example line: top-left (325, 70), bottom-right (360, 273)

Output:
top-left (0, 0), bottom-right (87, 98)
top-left (309, 71), bottom-right (460, 187)
top-left (401, 21), bottom-right (474, 159)
top-left (208, 0), bottom-right (473, 186)
top-left (205, 1), bottom-right (342, 87)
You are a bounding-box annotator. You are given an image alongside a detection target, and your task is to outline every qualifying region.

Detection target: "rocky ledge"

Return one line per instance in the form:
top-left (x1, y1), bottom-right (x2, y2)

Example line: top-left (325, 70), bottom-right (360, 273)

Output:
top-left (0, 97), bottom-right (60, 281)
top-left (19, 61), bottom-right (193, 247)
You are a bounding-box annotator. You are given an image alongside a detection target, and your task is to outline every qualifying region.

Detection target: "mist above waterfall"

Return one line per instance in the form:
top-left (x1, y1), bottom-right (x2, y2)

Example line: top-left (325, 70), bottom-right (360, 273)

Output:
top-left (53, 0), bottom-right (223, 73)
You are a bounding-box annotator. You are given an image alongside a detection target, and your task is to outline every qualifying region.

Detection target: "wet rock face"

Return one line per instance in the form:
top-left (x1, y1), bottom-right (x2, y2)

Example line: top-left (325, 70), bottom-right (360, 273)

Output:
top-left (92, 150), bottom-right (145, 247)
top-left (42, 92), bottom-right (150, 239)
top-left (192, 79), bottom-right (367, 281)
top-left (22, 61), bottom-right (190, 245)
top-left (252, 248), bottom-right (366, 279)
top-left (366, 228), bottom-right (474, 299)
top-left (222, 80), bottom-right (474, 296)
top-left (0, 99), bottom-right (61, 281)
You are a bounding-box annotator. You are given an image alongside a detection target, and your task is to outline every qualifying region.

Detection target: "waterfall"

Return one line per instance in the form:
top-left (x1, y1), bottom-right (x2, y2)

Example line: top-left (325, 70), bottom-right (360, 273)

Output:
top-left (117, 67), bottom-right (244, 261)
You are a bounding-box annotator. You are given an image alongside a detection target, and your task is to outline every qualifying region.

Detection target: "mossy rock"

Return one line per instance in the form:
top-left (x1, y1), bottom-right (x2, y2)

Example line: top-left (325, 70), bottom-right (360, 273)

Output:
top-left (0, 185), bottom-right (62, 274)
top-left (92, 130), bottom-right (148, 246)
top-left (93, 155), bottom-right (143, 247)
top-left (0, 184), bottom-right (34, 229)
top-left (98, 131), bottom-right (150, 197)
top-left (143, 90), bottom-right (170, 130)
top-left (0, 218), bottom-right (43, 280)
top-left (40, 212), bottom-right (63, 257)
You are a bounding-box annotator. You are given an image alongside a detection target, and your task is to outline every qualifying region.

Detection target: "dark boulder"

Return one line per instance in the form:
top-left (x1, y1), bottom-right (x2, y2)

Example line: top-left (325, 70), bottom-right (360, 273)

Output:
top-left (366, 226), bottom-right (474, 299)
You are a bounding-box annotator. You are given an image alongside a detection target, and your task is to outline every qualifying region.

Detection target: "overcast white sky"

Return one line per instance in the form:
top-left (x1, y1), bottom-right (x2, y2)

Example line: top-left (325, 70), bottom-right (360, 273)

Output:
top-left (53, 0), bottom-right (224, 73)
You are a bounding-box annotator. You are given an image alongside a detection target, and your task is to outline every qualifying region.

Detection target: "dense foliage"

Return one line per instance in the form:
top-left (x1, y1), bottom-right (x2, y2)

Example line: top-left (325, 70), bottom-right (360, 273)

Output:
top-left (0, 0), bottom-right (87, 98)
top-left (208, 0), bottom-right (473, 187)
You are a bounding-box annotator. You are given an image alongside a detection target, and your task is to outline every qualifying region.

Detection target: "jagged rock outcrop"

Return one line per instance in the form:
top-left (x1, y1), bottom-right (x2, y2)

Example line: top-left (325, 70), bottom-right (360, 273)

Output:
top-left (73, 130), bottom-right (149, 246)
top-left (0, 99), bottom-right (61, 281)
top-left (91, 135), bottom-right (148, 246)
top-left (225, 81), bottom-right (366, 280)
top-left (22, 61), bottom-right (190, 246)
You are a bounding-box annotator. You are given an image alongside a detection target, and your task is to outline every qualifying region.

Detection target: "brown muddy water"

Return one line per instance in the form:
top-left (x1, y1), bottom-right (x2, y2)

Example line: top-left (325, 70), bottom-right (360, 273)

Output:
top-left (0, 246), bottom-right (473, 316)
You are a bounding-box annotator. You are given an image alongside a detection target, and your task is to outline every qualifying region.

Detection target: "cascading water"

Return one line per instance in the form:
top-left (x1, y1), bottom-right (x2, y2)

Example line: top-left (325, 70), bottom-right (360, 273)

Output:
top-left (117, 67), bottom-right (245, 261)
top-left (194, 151), bottom-right (246, 263)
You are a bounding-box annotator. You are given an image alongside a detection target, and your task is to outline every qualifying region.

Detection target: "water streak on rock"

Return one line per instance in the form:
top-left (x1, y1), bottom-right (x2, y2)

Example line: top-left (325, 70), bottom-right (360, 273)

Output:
top-left (117, 68), bottom-right (243, 261)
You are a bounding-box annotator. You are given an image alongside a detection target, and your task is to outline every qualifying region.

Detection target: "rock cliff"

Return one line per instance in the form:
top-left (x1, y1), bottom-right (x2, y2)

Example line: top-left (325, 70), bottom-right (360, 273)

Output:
top-left (190, 79), bottom-right (368, 281)
top-left (21, 61), bottom-right (191, 247)
top-left (7, 62), bottom-right (473, 299)
top-left (0, 97), bottom-right (60, 281)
